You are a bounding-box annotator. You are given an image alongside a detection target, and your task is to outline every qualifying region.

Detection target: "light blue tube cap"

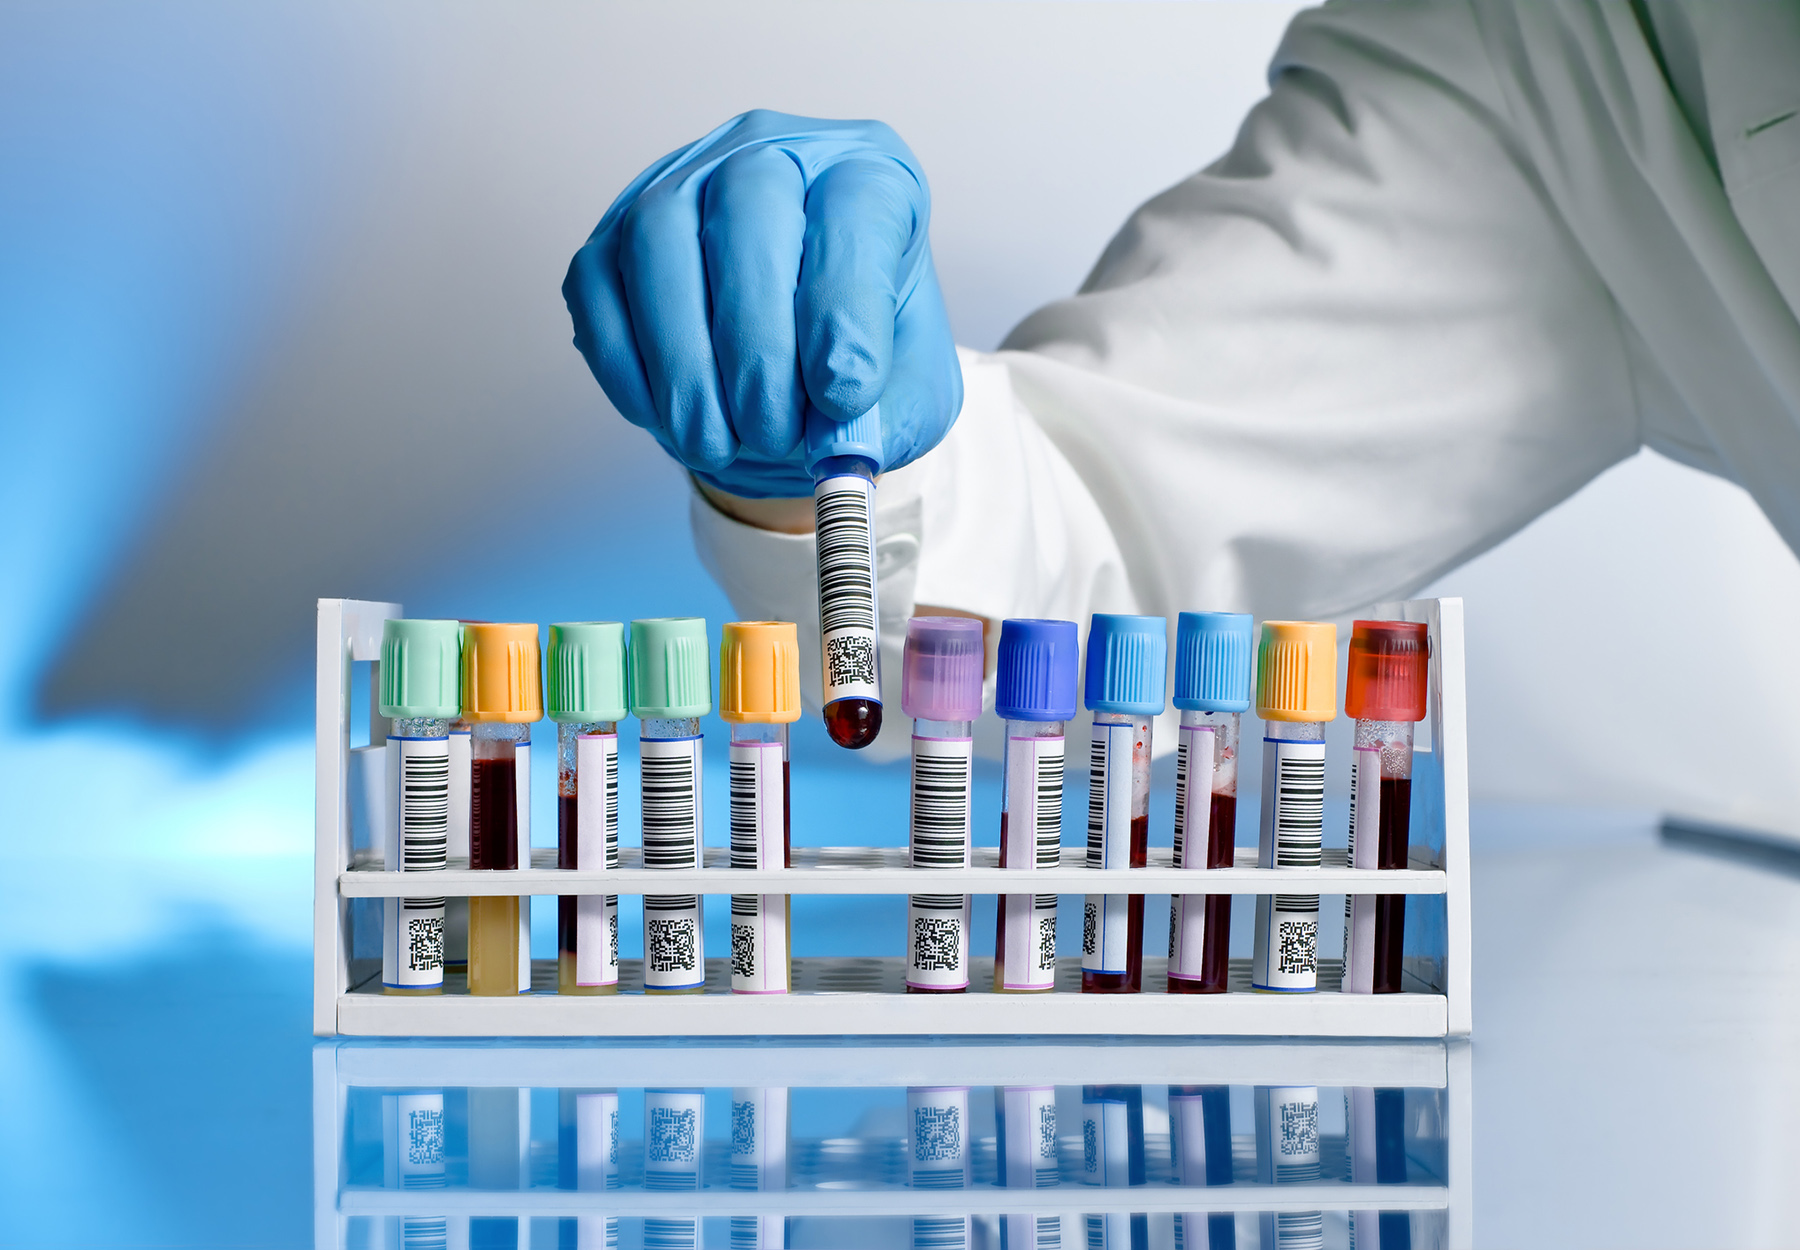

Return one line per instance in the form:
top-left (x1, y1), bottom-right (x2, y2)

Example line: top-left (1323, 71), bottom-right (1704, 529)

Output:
top-left (803, 403), bottom-right (884, 476)
top-left (1083, 614), bottom-right (1168, 716)
top-left (1173, 611), bottom-right (1254, 713)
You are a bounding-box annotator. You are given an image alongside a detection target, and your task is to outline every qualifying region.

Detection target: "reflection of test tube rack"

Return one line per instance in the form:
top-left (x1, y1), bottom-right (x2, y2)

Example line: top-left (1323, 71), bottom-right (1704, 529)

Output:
top-left (320, 597), bottom-right (1470, 1042)
top-left (321, 1041), bottom-right (1472, 1249)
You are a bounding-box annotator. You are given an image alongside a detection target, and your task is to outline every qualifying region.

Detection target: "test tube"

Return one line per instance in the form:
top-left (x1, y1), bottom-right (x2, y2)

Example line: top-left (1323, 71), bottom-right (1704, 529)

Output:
top-left (993, 619), bottom-right (1079, 993)
top-left (1249, 622), bottom-right (1335, 994)
top-left (382, 1089), bottom-right (450, 1250)
top-left (908, 1085), bottom-right (973, 1250)
top-left (1167, 613), bottom-right (1253, 995)
top-left (1081, 615), bottom-right (1168, 995)
top-left (558, 1087), bottom-right (620, 1250)
top-left (902, 617), bottom-right (984, 994)
top-left (730, 1086), bottom-right (790, 1250)
top-left (547, 622), bottom-right (627, 996)
top-left (630, 618), bottom-right (711, 995)
top-left (1342, 621), bottom-right (1430, 996)
top-left (996, 1085), bottom-right (1059, 1250)
top-left (379, 619), bottom-right (460, 996)
top-left (721, 621), bottom-right (801, 995)
top-left (1169, 1085), bottom-right (1234, 1250)
top-left (1253, 1086), bottom-right (1323, 1250)
top-left (1080, 1084), bottom-right (1148, 1250)
top-left (644, 1088), bottom-right (705, 1250)
top-left (804, 405), bottom-right (885, 750)
top-left (1345, 1086), bottom-right (1412, 1250)
top-left (461, 622), bottom-right (541, 997)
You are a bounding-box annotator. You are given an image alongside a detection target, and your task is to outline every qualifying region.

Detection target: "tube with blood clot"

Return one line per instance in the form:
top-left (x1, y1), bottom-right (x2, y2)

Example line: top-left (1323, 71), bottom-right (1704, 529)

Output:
top-left (804, 405), bottom-right (885, 750)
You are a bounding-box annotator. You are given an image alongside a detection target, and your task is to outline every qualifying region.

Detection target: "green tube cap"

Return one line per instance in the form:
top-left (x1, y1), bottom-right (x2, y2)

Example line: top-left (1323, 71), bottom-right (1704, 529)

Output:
top-left (629, 617), bottom-right (712, 719)
top-left (379, 619), bottom-right (461, 719)
top-left (547, 622), bottom-right (628, 723)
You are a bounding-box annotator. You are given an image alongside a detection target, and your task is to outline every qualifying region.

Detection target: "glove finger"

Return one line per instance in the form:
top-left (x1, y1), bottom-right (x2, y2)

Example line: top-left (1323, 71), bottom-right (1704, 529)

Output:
top-left (797, 157), bottom-right (923, 422)
top-left (562, 226), bottom-right (661, 432)
top-left (701, 145), bottom-right (808, 461)
top-left (878, 255), bottom-right (964, 472)
top-left (617, 176), bottom-right (739, 472)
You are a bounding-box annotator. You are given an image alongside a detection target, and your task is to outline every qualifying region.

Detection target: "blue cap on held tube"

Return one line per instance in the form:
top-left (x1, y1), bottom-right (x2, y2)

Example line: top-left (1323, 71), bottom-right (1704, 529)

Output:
top-left (1084, 614), bottom-right (1168, 716)
top-left (995, 619), bottom-right (1080, 721)
top-left (1173, 612), bottom-right (1254, 713)
top-left (803, 403), bottom-right (884, 476)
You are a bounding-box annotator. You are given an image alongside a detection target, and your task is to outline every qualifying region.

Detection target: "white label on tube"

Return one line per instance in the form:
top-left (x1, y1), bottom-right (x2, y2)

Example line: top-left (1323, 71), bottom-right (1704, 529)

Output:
top-left (1254, 1086), bottom-right (1322, 1184)
top-left (730, 1087), bottom-right (789, 1249)
top-left (1174, 724), bottom-right (1216, 869)
top-left (1080, 1094), bottom-right (1131, 1188)
top-left (907, 735), bottom-right (973, 991)
top-left (1252, 737), bottom-right (1325, 991)
top-left (908, 1086), bottom-right (972, 1188)
top-left (1002, 734), bottom-right (1063, 990)
top-left (1082, 722), bottom-right (1136, 976)
top-left (999, 1086), bottom-right (1058, 1190)
top-left (575, 733), bottom-right (620, 988)
top-left (384, 736), bottom-right (449, 989)
top-left (384, 1092), bottom-right (446, 1189)
top-left (644, 1089), bottom-right (705, 1192)
top-left (1168, 1089), bottom-right (1209, 1187)
top-left (643, 736), bottom-right (705, 991)
top-left (576, 1090), bottom-right (620, 1191)
top-left (444, 726), bottom-right (471, 971)
top-left (729, 740), bottom-right (789, 994)
top-left (1344, 745), bottom-right (1382, 994)
top-left (814, 473), bottom-right (882, 706)
top-left (514, 740), bottom-right (533, 994)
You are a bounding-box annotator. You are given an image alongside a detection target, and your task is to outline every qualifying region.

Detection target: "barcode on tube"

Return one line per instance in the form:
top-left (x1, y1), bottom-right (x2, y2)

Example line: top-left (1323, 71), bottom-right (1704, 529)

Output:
top-left (729, 758), bottom-right (760, 869)
top-left (605, 743), bottom-right (619, 869)
top-left (642, 744), bottom-right (699, 868)
top-left (1274, 752), bottom-right (1324, 867)
top-left (1173, 737), bottom-right (1190, 866)
top-left (1085, 736), bottom-right (1106, 867)
top-left (912, 746), bottom-right (972, 868)
top-left (1035, 744), bottom-right (1064, 868)
top-left (814, 484), bottom-right (876, 633)
top-left (400, 749), bottom-right (449, 871)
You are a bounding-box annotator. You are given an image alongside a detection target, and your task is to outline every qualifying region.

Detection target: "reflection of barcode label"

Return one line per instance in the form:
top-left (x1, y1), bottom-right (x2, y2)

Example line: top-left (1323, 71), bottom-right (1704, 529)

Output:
top-left (912, 1104), bottom-right (965, 1166)
top-left (644, 1222), bottom-right (698, 1250)
top-left (911, 737), bottom-right (973, 867)
top-left (641, 737), bottom-right (701, 868)
top-left (1173, 725), bottom-right (1216, 870)
top-left (1255, 1086), bottom-right (1323, 1190)
top-left (728, 1086), bottom-right (790, 1248)
top-left (999, 1086), bottom-right (1058, 1191)
top-left (814, 474), bottom-right (882, 702)
top-left (399, 1218), bottom-right (447, 1250)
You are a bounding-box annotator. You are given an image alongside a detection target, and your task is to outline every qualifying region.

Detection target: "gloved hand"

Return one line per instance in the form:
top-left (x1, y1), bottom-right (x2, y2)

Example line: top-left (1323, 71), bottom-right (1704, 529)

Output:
top-left (563, 109), bottom-right (963, 499)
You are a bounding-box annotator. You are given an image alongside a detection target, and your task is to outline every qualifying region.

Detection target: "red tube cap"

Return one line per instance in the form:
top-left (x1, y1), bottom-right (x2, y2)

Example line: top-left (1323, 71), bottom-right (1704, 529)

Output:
top-left (1345, 620), bottom-right (1429, 723)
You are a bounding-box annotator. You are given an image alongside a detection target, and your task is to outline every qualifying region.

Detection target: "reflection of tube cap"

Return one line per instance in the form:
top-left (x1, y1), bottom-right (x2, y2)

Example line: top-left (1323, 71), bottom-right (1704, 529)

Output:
top-left (461, 623), bottom-right (543, 723)
top-left (720, 622), bottom-right (801, 724)
top-left (379, 619), bottom-right (461, 720)
top-left (995, 619), bottom-right (1079, 722)
top-left (902, 617), bottom-right (984, 723)
top-left (1084, 614), bottom-right (1168, 716)
top-left (546, 622), bottom-right (628, 723)
top-left (1173, 612), bottom-right (1253, 713)
top-left (1345, 620), bottom-right (1429, 723)
top-left (1256, 621), bottom-right (1336, 723)
top-left (629, 618), bottom-right (712, 719)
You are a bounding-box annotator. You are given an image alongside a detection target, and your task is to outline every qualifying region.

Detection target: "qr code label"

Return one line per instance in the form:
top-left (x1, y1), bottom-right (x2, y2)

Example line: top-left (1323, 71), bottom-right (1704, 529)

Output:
top-left (406, 916), bottom-right (444, 972)
top-left (1082, 900), bottom-right (1098, 956)
top-left (1082, 1117), bottom-right (1099, 1174)
top-left (912, 916), bottom-right (961, 972)
top-left (608, 908), bottom-right (619, 964)
top-left (913, 1105), bottom-right (962, 1162)
top-left (825, 634), bottom-right (877, 688)
top-left (730, 921), bottom-right (756, 980)
top-left (648, 916), bottom-right (698, 974)
top-left (1037, 915), bottom-right (1057, 971)
top-left (1279, 1099), bottom-right (1319, 1158)
top-left (1038, 1103), bottom-right (1057, 1160)
top-left (1277, 919), bottom-right (1318, 975)
top-left (731, 1099), bottom-right (756, 1157)
top-left (650, 1106), bottom-right (698, 1164)
top-left (407, 1107), bottom-right (443, 1166)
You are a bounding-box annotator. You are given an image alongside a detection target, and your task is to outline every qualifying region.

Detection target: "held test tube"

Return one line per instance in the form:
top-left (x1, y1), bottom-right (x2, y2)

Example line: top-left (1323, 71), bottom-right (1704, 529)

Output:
top-left (1081, 615), bottom-right (1168, 995)
top-left (805, 405), bottom-right (885, 750)
top-left (721, 621), bottom-right (802, 995)
top-left (630, 617), bottom-right (711, 994)
top-left (994, 619), bottom-right (1079, 993)
top-left (546, 622), bottom-right (627, 996)
top-left (461, 622), bottom-right (541, 997)
top-left (1343, 620), bottom-right (1430, 996)
top-left (1250, 622), bottom-right (1335, 993)
top-left (902, 617), bottom-right (984, 993)
top-left (379, 618), bottom-right (460, 995)
top-left (1167, 612), bottom-right (1253, 995)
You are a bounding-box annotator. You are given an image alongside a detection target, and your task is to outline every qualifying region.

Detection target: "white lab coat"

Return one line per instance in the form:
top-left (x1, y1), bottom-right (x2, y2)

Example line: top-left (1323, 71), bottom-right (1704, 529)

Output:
top-left (693, 0), bottom-right (1800, 760)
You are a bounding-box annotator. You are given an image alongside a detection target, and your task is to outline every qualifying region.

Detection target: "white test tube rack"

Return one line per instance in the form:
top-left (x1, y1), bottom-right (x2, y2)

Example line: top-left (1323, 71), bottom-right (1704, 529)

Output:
top-left (313, 1039), bottom-right (1473, 1249)
top-left (314, 597), bottom-right (1471, 1040)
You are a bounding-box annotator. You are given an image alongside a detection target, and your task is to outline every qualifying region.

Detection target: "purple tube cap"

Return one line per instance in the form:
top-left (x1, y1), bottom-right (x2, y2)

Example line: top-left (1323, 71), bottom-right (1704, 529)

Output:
top-left (901, 616), bottom-right (985, 722)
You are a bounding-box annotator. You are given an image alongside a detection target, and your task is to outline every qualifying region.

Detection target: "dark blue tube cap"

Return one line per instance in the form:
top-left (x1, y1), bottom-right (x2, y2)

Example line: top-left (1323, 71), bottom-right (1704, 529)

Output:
top-left (1173, 611), bottom-right (1254, 713)
top-left (995, 619), bottom-right (1080, 722)
top-left (1084, 614), bottom-right (1168, 716)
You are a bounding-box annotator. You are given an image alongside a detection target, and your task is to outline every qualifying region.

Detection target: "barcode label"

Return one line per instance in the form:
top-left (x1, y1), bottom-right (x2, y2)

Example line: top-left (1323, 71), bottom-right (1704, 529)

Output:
top-left (729, 1087), bottom-right (789, 1196)
top-left (908, 1087), bottom-right (971, 1189)
top-left (1002, 1214), bottom-right (1061, 1250)
top-left (574, 1090), bottom-right (620, 1190)
top-left (730, 1217), bottom-right (785, 1250)
top-left (1080, 1096), bottom-right (1130, 1187)
top-left (1344, 746), bottom-right (1382, 993)
top-left (814, 473), bottom-right (882, 704)
top-left (911, 736), bottom-right (973, 867)
top-left (1167, 893), bottom-right (1205, 978)
top-left (730, 892), bottom-right (789, 993)
top-left (729, 740), bottom-right (785, 870)
top-left (643, 1221), bottom-right (699, 1250)
top-left (447, 727), bottom-right (470, 861)
top-left (912, 1217), bottom-right (973, 1250)
top-left (398, 740), bottom-right (450, 871)
top-left (999, 734), bottom-right (1063, 991)
top-left (384, 737), bottom-right (448, 989)
top-left (1252, 738), bottom-right (1324, 991)
top-left (644, 895), bottom-right (704, 989)
top-left (387, 1092), bottom-right (445, 1189)
top-left (1085, 722), bottom-right (1134, 869)
top-left (577, 732), bottom-right (620, 871)
top-left (641, 736), bottom-right (701, 869)
top-left (999, 1086), bottom-right (1059, 1190)
top-left (907, 896), bottom-right (969, 989)
top-left (1173, 725), bottom-right (1216, 869)
top-left (1167, 1091), bottom-right (1209, 1187)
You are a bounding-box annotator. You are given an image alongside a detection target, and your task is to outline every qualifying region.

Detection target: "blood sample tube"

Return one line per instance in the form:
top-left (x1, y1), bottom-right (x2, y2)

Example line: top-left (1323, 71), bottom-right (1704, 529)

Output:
top-left (1080, 1084), bottom-right (1147, 1250)
top-left (1081, 614), bottom-right (1167, 995)
top-left (1345, 1085), bottom-right (1412, 1250)
top-left (1168, 1084), bottom-right (1235, 1250)
top-left (730, 1086), bottom-right (790, 1250)
top-left (993, 619), bottom-right (1079, 994)
top-left (547, 622), bottom-right (627, 997)
top-left (1254, 1085), bottom-right (1323, 1250)
top-left (558, 1087), bottom-right (620, 1250)
top-left (996, 1084), bottom-right (1059, 1250)
top-left (1249, 622), bottom-right (1335, 994)
top-left (721, 621), bottom-right (801, 995)
top-left (804, 405), bottom-right (885, 750)
top-left (630, 617), bottom-right (711, 995)
top-left (445, 707), bottom-right (471, 972)
top-left (461, 622), bottom-right (541, 997)
top-left (1166, 613), bottom-right (1252, 995)
top-left (902, 617), bottom-right (983, 994)
top-left (378, 618), bottom-right (459, 996)
top-left (644, 1088), bottom-right (705, 1250)
top-left (908, 1085), bottom-right (973, 1250)
top-left (1342, 620), bottom-right (1430, 996)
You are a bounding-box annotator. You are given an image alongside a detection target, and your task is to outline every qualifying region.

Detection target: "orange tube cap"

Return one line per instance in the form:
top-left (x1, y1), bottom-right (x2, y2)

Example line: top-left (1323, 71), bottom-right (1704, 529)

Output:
top-left (720, 621), bottom-right (802, 724)
top-left (461, 622), bottom-right (543, 723)
top-left (1345, 620), bottom-right (1429, 723)
top-left (1256, 621), bottom-right (1336, 723)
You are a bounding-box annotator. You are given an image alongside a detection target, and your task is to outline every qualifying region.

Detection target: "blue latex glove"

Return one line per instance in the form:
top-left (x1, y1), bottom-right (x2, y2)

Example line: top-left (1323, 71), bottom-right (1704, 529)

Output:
top-left (563, 110), bottom-right (963, 498)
